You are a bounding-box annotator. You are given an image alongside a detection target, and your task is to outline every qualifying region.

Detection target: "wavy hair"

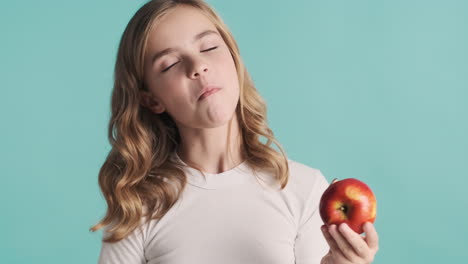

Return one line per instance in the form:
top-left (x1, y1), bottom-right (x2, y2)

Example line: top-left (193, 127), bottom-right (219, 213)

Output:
top-left (89, 0), bottom-right (290, 243)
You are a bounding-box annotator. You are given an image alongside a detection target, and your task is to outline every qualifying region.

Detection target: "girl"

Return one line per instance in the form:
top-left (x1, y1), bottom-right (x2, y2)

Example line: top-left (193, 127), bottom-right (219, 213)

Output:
top-left (90, 1), bottom-right (379, 263)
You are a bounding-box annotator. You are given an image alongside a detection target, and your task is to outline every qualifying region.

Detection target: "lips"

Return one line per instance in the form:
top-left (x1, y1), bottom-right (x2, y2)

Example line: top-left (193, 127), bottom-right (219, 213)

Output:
top-left (198, 86), bottom-right (221, 101)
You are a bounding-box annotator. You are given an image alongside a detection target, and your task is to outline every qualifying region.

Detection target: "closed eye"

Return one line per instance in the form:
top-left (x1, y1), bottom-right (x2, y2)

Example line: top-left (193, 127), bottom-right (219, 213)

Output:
top-left (161, 46), bottom-right (219, 73)
top-left (202, 46), bottom-right (218, 52)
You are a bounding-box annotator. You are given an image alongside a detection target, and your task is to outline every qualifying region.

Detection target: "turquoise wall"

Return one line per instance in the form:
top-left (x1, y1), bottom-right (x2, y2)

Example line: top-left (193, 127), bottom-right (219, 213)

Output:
top-left (1, 0), bottom-right (467, 263)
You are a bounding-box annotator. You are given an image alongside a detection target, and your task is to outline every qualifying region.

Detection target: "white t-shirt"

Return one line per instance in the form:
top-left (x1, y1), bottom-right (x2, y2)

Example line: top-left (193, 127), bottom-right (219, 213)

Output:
top-left (98, 152), bottom-right (330, 264)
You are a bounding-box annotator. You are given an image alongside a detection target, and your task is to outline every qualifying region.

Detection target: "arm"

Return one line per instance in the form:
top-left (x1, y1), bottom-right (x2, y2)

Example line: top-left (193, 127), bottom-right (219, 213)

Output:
top-left (294, 170), bottom-right (330, 264)
top-left (97, 226), bottom-right (146, 264)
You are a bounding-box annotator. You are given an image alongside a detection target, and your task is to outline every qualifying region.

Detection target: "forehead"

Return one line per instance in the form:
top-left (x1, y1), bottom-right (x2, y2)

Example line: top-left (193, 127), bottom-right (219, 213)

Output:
top-left (146, 5), bottom-right (218, 50)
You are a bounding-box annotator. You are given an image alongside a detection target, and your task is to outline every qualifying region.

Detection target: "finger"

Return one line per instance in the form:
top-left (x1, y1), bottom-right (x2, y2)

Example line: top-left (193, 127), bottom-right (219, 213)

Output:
top-left (321, 225), bottom-right (340, 252)
top-left (321, 226), bottom-right (352, 263)
top-left (328, 224), bottom-right (358, 262)
top-left (338, 222), bottom-right (371, 258)
top-left (363, 222), bottom-right (380, 251)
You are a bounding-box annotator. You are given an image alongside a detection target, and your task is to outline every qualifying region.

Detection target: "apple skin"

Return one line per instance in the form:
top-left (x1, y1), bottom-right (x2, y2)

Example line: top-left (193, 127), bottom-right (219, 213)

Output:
top-left (319, 178), bottom-right (377, 234)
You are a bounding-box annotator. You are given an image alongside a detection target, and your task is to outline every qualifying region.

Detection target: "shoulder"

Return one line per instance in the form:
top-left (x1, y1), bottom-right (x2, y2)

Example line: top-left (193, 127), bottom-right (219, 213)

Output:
top-left (264, 158), bottom-right (330, 229)
top-left (272, 158), bottom-right (330, 211)
top-left (286, 158), bottom-right (329, 192)
top-left (253, 157), bottom-right (329, 193)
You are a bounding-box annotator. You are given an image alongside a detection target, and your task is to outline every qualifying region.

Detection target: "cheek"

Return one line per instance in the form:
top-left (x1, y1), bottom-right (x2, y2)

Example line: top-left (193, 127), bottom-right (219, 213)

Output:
top-left (156, 77), bottom-right (183, 95)
top-left (151, 81), bottom-right (187, 107)
top-left (217, 51), bottom-right (238, 83)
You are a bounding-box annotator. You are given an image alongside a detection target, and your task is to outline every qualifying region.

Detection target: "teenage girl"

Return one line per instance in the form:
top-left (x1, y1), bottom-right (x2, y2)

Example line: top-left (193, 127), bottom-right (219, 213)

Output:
top-left (90, 1), bottom-right (379, 263)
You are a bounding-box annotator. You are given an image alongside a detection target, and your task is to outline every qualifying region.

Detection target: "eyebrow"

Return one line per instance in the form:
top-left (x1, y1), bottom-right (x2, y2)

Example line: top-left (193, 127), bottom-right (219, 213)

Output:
top-left (150, 29), bottom-right (219, 66)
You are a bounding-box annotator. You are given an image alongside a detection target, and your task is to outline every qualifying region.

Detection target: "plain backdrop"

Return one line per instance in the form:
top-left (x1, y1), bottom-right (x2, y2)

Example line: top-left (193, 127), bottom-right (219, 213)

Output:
top-left (1, 0), bottom-right (467, 263)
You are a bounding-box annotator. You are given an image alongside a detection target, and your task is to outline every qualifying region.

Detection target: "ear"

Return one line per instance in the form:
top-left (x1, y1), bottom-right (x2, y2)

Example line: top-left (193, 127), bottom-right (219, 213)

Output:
top-left (140, 90), bottom-right (166, 114)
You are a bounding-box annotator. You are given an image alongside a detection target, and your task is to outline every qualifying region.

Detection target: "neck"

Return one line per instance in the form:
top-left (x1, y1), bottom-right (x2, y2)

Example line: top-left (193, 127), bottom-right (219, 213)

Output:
top-left (176, 115), bottom-right (244, 174)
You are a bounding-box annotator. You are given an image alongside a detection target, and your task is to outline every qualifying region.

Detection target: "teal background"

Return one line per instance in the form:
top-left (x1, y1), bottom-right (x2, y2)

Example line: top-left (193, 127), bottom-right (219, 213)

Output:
top-left (1, 0), bottom-right (467, 263)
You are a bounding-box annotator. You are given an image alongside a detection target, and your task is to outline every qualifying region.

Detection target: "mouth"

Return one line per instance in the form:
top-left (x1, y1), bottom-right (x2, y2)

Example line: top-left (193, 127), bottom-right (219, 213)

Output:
top-left (198, 87), bottom-right (221, 101)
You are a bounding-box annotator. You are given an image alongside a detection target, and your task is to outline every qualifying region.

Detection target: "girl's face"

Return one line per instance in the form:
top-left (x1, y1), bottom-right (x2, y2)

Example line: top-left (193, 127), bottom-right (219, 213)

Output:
top-left (142, 5), bottom-right (240, 129)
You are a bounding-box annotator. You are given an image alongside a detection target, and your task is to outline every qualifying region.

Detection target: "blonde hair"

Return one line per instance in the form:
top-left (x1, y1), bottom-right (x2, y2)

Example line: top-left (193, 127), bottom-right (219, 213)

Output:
top-left (89, 0), bottom-right (290, 243)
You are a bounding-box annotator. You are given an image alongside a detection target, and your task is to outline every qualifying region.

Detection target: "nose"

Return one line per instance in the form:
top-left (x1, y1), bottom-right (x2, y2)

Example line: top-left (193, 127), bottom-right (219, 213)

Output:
top-left (189, 57), bottom-right (209, 79)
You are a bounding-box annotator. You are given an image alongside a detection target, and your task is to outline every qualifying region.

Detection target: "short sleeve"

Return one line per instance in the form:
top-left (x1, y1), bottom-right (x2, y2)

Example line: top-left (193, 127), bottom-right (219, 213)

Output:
top-left (294, 170), bottom-right (330, 264)
top-left (97, 226), bottom-right (146, 264)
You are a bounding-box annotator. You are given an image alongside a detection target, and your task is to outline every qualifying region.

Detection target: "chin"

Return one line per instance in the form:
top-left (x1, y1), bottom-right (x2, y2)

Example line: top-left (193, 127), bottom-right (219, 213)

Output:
top-left (203, 106), bottom-right (239, 128)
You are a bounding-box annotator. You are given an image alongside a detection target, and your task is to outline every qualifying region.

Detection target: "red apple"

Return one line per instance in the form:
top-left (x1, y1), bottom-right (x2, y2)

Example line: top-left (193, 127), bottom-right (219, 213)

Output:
top-left (319, 178), bottom-right (377, 234)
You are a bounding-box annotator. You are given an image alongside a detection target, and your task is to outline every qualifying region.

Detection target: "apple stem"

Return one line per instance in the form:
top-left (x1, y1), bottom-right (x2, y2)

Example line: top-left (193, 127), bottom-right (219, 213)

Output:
top-left (332, 178), bottom-right (339, 184)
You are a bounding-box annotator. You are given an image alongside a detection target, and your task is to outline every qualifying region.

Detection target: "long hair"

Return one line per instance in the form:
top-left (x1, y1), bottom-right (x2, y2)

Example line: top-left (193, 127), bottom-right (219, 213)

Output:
top-left (89, 0), bottom-right (290, 243)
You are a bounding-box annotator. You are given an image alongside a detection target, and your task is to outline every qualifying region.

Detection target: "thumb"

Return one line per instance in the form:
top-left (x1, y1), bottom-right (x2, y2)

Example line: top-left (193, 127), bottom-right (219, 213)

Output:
top-left (320, 250), bottom-right (332, 264)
